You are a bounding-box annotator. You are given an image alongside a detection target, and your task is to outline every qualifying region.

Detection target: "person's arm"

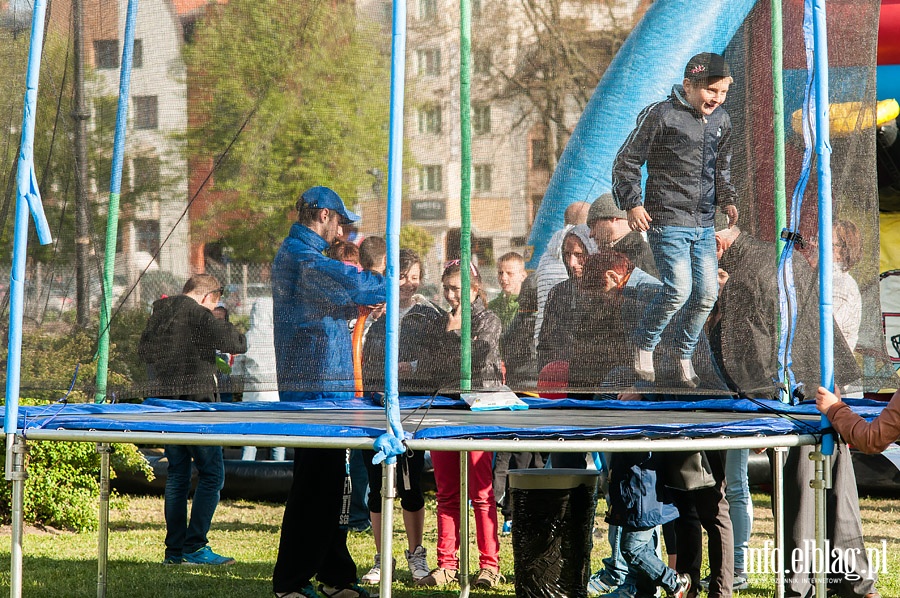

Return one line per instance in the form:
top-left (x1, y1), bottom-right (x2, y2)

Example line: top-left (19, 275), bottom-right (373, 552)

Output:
top-left (202, 310), bottom-right (248, 355)
top-left (817, 386), bottom-right (900, 454)
top-left (612, 103), bottom-right (660, 213)
top-left (319, 257), bottom-right (387, 307)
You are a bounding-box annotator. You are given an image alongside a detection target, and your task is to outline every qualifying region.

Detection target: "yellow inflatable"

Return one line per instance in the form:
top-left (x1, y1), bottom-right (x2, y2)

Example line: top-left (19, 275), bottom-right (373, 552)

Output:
top-left (791, 98), bottom-right (899, 137)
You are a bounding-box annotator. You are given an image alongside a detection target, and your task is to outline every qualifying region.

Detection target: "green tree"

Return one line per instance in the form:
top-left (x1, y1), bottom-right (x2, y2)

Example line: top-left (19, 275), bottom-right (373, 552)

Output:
top-left (185, 0), bottom-right (391, 262)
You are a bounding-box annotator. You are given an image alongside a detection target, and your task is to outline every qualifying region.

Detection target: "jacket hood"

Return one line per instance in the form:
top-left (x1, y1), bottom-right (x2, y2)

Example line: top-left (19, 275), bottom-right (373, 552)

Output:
top-left (562, 224), bottom-right (599, 278)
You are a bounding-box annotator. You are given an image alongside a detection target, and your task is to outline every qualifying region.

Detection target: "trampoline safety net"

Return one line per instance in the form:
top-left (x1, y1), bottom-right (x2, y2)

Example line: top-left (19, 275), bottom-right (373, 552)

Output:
top-left (0, 0), bottom-right (895, 405)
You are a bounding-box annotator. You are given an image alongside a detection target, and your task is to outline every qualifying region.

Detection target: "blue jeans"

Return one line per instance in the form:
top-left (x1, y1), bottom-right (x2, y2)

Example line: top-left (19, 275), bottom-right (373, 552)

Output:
top-left (641, 226), bottom-right (718, 358)
top-left (725, 448), bottom-right (752, 572)
top-left (602, 524), bottom-right (629, 586)
top-left (164, 444), bottom-right (225, 557)
top-left (620, 526), bottom-right (678, 598)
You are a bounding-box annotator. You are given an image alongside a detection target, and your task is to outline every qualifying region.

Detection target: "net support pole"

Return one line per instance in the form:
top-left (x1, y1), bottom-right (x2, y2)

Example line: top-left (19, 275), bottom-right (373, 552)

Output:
top-left (379, 0), bottom-right (410, 593)
top-left (5, 2), bottom-right (53, 593)
top-left (95, 0), bottom-right (139, 405)
top-left (811, 1), bottom-right (834, 596)
top-left (459, 0), bottom-right (473, 391)
top-left (772, 0), bottom-right (787, 258)
top-left (94, 3), bottom-right (138, 597)
top-left (811, 0), bottom-right (834, 458)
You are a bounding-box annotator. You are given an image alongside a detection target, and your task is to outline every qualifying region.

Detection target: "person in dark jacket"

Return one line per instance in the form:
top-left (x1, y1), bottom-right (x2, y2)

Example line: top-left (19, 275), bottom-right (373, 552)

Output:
top-left (612, 52), bottom-right (739, 388)
top-left (271, 186), bottom-right (384, 598)
top-left (536, 224), bottom-right (598, 372)
top-left (137, 273), bottom-right (247, 566)
top-left (605, 451), bottom-right (691, 598)
top-left (587, 192), bottom-right (658, 278)
top-left (713, 226), bottom-right (877, 598)
top-left (416, 260), bottom-right (503, 590)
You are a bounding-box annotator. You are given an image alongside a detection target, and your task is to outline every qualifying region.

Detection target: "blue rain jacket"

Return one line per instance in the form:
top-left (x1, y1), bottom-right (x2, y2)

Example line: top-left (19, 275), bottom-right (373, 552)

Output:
top-left (272, 222), bottom-right (385, 401)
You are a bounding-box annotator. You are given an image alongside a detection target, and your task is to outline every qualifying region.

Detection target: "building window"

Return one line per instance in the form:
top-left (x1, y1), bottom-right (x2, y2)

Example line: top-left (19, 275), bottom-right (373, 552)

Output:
top-left (133, 96), bottom-right (158, 130)
top-left (531, 138), bottom-right (550, 169)
top-left (134, 219), bottom-right (160, 256)
top-left (380, 2), bottom-right (392, 25)
top-left (473, 164), bottom-right (492, 192)
top-left (94, 40), bottom-right (118, 69)
top-left (133, 156), bottom-right (160, 192)
top-left (472, 0), bottom-right (482, 18)
top-left (419, 0), bottom-right (437, 20)
top-left (419, 165), bottom-right (442, 192)
top-left (94, 96), bottom-right (118, 133)
top-left (417, 49), bottom-right (441, 76)
top-left (417, 104), bottom-right (442, 134)
top-left (133, 39), bottom-right (143, 68)
top-left (473, 48), bottom-right (491, 75)
top-left (473, 103), bottom-right (491, 135)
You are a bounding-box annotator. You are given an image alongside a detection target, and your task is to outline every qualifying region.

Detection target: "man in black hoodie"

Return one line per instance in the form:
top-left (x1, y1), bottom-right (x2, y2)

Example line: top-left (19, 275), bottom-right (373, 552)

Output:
top-left (138, 273), bottom-right (247, 566)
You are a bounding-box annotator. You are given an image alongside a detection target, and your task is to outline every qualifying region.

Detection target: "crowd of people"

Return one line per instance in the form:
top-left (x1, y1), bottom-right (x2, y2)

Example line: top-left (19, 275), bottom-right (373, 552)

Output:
top-left (135, 52), bottom-right (888, 598)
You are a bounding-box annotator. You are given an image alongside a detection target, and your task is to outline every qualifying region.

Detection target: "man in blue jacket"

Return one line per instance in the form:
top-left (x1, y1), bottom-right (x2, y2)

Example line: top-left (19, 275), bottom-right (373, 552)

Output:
top-left (272, 186), bottom-right (385, 598)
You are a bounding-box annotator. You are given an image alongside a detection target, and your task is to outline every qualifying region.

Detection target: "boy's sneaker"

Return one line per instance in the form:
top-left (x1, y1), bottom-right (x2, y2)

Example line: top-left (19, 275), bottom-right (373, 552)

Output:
top-left (587, 569), bottom-right (619, 596)
top-left (162, 555), bottom-right (183, 565)
top-left (415, 567), bottom-right (459, 587)
top-left (318, 583), bottom-right (370, 598)
top-left (635, 349), bottom-right (655, 382)
top-left (669, 573), bottom-right (691, 598)
top-left (182, 545), bottom-right (235, 565)
top-left (405, 545), bottom-right (430, 582)
top-left (501, 520), bottom-right (512, 535)
top-left (275, 585), bottom-right (320, 598)
top-left (471, 567), bottom-right (504, 589)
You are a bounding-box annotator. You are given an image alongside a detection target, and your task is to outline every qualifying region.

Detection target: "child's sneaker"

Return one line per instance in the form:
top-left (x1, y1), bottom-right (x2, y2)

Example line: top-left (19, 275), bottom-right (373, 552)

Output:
top-left (318, 583), bottom-right (370, 598)
top-left (414, 567), bottom-right (459, 587)
top-left (404, 545), bottom-right (430, 582)
top-left (275, 585), bottom-right (320, 598)
top-left (587, 569), bottom-right (619, 596)
top-left (635, 349), bottom-right (655, 382)
top-left (181, 545), bottom-right (235, 565)
top-left (471, 567), bottom-right (504, 589)
top-left (360, 553), bottom-right (395, 585)
top-left (668, 573), bottom-right (691, 598)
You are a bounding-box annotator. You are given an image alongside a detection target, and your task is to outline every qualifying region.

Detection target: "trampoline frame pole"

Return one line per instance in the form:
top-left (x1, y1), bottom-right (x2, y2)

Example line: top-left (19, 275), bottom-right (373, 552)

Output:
top-left (379, 462), bottom-right (397, 598)
top-left (7, 434), bottom-right (27, 598)
top-left (97, 443), bottom-right (113, 598)
top-left (811, 447), bottom-right (827, 597)
top-left (773, 446), bottom-right (787, 598)
top-left (459, 451), bottom-right (470, 598)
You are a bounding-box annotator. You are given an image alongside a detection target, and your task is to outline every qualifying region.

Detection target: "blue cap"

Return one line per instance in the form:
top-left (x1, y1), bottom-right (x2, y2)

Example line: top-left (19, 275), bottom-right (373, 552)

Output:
top-left (298, 186), bottom-right (360, 225)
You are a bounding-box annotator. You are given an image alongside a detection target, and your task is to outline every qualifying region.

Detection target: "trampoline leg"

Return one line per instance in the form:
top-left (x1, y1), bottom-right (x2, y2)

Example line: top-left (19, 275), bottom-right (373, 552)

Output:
top-left (6, 433), bottom-right (27, 598)
top-left (379, 461), bottom-right (397, 598)
top-left (773, 447), bottom-right (787, 598)
top-left (459, 451), bottom-right (470, 598)
top-left (97, 443), bottom-right (113, 598)
top-left (809, 447), bottom-right (830, 598)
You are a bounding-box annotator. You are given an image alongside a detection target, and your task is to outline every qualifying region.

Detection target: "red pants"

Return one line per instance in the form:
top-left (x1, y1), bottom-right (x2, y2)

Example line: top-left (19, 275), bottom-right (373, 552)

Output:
top-left (430, 450), bottom-right (500, 570)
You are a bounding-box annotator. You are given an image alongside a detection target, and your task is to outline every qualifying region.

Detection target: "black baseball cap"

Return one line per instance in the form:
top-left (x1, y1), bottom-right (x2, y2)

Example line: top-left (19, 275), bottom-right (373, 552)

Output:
top-left (684, 52), bottom-right (731, 81)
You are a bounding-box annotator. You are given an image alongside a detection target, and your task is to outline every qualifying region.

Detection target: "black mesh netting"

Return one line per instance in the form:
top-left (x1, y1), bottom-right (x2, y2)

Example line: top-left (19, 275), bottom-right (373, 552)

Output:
top-left (0, 0), bottom-right (895, 403)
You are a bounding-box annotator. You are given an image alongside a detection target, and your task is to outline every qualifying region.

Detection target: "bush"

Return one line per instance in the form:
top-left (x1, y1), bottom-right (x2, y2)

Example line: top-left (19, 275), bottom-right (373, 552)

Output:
top-left (0, 429), bottom-right (154, 531)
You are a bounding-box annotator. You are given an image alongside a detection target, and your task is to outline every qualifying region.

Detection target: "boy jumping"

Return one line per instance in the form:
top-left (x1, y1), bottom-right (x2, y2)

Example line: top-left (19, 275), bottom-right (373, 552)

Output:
top-left (612, 52), bottom-right (738, 387)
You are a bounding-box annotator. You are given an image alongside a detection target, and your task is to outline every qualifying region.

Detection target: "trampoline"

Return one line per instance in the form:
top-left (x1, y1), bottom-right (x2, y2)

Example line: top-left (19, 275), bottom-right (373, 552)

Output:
top-left (2, 0), bottom-right (896, 596)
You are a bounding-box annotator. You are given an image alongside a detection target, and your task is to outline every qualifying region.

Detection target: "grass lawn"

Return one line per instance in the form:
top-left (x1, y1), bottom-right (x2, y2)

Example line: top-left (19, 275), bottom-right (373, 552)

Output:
top-left (0, 492), bottom-right (897, 597)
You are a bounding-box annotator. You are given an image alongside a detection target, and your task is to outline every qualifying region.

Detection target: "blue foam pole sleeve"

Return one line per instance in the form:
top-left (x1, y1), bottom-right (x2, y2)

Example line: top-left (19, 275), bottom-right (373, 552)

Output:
top-left (526, 0), bottom-right (757, 268)
top-left (381, 0), bottom-right (410, 463)
top-left (6, 0), bottom-right (52, 434)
